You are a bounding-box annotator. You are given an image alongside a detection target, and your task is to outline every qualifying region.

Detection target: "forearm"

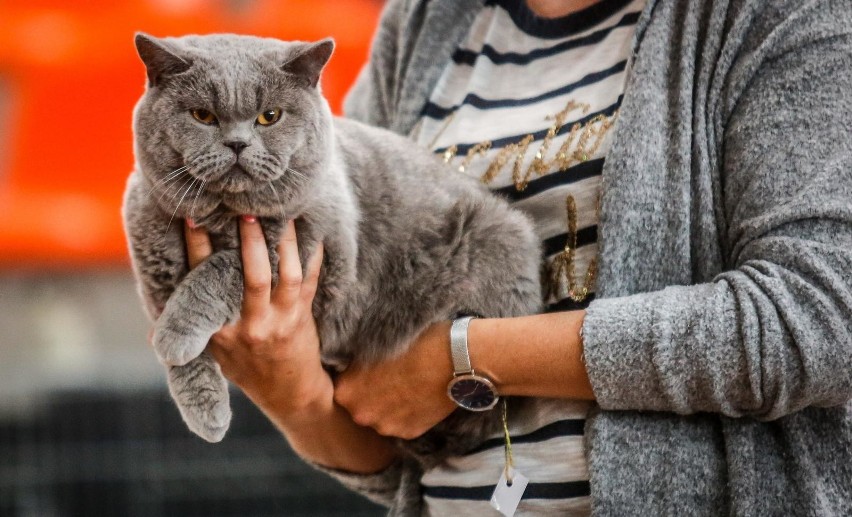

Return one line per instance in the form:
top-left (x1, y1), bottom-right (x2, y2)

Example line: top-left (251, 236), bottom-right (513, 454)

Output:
top-left (245, 370), bottom-right (399, 474)
top-left (468, 311), bottom-right (595, 401)
top-left (331, 311), bottom-right (593, 452)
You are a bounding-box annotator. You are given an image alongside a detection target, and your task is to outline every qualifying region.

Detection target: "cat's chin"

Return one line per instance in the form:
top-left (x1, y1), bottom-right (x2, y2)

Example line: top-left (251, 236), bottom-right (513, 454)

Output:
top-left (219, 195), bottom-right (285, 218)
top-left (206, 175), bottom-right (252, 194)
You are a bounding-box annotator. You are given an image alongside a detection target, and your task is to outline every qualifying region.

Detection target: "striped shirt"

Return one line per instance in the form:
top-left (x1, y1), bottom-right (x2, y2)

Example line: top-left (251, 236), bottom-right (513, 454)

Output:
top-left (411, 0), bottom-right (643, 514)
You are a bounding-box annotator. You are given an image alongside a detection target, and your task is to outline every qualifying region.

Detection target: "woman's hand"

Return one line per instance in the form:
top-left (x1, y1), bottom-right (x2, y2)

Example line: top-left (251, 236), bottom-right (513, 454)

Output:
top-left (334, 322), bottom-right (458, 440)
top-left (182, 215), bottom-right (398, 473)
top-left (184, 215), bottom-right (329, 415)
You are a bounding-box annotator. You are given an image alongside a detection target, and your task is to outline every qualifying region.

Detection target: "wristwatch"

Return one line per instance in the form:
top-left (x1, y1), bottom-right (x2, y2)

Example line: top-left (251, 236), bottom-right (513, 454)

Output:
top-left (446, 316), bottom-right (499, 411)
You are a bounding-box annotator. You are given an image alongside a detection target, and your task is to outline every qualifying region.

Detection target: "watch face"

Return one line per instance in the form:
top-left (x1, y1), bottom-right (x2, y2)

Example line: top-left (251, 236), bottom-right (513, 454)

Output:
top-left (448, 375), bottom-right (499, 411)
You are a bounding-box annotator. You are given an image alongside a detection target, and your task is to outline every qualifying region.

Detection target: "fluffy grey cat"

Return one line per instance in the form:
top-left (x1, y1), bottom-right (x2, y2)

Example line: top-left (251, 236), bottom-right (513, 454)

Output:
top-left (123, 33), bottom-right (542, 463)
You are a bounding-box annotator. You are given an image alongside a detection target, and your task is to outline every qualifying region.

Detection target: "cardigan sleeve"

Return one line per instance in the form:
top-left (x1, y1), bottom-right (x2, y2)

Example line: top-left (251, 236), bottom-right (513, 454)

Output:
top-left (310, 460), bottom-right (404, 508)
top-left (343, 0), bottom-right (409, 127)
top-left (581, 3), bottom-right (852, 420)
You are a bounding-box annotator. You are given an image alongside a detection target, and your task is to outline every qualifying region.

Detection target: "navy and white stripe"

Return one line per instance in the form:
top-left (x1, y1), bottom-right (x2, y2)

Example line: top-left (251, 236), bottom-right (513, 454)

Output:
top-left (422, 65), bottom-right (626, 121)
top-left (419, 399), bottom-right (595, 516)
top-left (450, 9), bottom-right (641, 65)
top-left (412, 0), bottom-right (644, 515)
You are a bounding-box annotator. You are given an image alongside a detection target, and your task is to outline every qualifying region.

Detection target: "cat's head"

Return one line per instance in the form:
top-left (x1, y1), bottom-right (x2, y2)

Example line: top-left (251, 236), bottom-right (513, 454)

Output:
top-left (132, 33), bottom-right (335, 221)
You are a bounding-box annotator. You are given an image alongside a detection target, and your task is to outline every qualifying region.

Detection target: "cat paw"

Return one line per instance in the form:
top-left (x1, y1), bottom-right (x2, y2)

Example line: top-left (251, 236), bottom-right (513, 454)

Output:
top-left (181, 395), bottom-right (232, 443)
top-left (153, 324), bottom-right (208, 366)
top-left (168, 358), bottom-right (232, 442)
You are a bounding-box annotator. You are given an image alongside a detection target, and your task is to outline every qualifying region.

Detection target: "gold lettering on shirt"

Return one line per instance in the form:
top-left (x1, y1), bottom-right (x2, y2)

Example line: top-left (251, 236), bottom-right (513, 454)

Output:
top-left (439, 100), bottom-right (618, 191)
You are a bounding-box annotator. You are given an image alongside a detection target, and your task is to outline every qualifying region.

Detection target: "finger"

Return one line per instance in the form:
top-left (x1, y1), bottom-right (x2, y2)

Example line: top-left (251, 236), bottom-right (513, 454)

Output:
top-left (272, 219), bottom-right (302, 308)
top-left (300, 243), bottom-right (324, 303)
top-left (239, 215), bottom-right (272, 319)
top-left (184, 219), bottom-right (213, 269)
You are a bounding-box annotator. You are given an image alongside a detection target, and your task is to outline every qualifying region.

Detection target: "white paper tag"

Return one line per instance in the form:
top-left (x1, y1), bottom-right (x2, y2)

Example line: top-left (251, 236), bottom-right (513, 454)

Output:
top-left (490, 467), bottom-right (529, 517)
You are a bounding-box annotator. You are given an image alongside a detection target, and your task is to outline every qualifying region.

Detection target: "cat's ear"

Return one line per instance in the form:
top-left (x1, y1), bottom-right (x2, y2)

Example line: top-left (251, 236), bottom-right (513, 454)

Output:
top-left (135, 33), bottom-right (192, 87)
top-left (280, 39), bottom-right (335, 88)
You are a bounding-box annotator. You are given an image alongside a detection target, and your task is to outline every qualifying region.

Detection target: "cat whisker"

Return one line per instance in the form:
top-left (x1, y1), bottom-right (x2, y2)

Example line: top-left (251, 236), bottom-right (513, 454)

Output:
top-left (145, 166), bottom-right (189, 198)
top-left (267, 181), bottom-right (282, 209)
top-left (157, 174), bottom-right (195, 206)
top-left (190, 179), bottom-right (207, 221)
top-left (162, 165), bottom-right (188, 180)
top-left (166, 164), bottom-right (189, 178)
top-left (286, 167), bottom-right (308, 183)
top-left (165, 177), bottom-right (198, 235)
top-left (149, 166), bottom-right (188, 191)
top-left (149, 175), bottom-right (187, 200)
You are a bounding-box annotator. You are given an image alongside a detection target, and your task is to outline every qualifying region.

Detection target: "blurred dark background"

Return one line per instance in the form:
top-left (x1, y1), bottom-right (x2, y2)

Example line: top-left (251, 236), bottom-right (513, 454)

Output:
top-left (0, 0), bottom-right (385, 515)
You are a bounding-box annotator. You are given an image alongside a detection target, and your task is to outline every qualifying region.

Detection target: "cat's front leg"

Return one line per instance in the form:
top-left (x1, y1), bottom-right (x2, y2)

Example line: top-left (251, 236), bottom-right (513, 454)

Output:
top-left (152, 248), bottom-right (243, 442)
top-left (152, 249), bottom-right (243, 366)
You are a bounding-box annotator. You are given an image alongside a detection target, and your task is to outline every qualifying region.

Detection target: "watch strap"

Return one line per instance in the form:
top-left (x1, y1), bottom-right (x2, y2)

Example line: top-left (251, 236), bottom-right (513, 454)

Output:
top-left (450, 316), bottom-right (475, 375)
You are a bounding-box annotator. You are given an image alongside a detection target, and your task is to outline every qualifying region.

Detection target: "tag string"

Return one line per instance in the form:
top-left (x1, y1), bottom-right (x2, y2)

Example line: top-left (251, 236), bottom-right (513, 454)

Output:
top-left (502, 399), bottom-right (514, 484)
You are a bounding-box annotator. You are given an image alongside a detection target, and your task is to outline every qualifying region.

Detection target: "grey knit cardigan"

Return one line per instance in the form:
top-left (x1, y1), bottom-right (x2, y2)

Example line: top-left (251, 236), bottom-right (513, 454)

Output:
top-left (327, 0), bottom-right (852, 515)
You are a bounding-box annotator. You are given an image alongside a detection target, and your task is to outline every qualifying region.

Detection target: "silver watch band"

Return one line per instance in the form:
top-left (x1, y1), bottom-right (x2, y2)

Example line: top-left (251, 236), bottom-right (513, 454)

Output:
top-left (450, 316), bottom-right (475, 375)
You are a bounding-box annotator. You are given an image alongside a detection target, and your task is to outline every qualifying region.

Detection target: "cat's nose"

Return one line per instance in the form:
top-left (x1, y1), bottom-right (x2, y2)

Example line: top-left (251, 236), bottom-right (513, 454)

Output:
top-left (224, 140), bottom-right (249, 154)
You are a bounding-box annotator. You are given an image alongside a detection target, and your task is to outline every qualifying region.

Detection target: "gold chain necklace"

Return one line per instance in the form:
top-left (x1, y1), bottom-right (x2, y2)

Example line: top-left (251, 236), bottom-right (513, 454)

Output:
top-left (548, 194), bottom-right (598, 303)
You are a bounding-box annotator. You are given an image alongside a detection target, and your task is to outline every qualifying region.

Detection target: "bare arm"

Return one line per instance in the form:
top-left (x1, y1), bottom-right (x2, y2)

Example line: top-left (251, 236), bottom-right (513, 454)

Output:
top-left (335, 312), bottom-right (593, 439)
top-left (185, 216), bottom-right (399, 474)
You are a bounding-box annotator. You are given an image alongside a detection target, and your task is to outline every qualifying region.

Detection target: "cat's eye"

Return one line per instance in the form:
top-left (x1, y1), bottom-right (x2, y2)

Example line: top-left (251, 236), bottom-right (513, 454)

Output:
top-left (257, 108), bottom-right (282, 126)
top-left (191, 109), bottom-right (218, 125)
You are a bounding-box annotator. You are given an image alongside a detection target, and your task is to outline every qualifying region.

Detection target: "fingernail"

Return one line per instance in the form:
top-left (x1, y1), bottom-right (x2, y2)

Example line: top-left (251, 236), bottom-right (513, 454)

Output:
top-left (186, 218), bottom-right (197, 229)
top-left (242, 214), bottom-right (257, 223)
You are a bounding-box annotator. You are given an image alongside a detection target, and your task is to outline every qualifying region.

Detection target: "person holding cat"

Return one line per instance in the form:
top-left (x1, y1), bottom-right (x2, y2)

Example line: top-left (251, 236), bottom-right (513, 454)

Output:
top-left (181, 0), bottom-right (852, 515)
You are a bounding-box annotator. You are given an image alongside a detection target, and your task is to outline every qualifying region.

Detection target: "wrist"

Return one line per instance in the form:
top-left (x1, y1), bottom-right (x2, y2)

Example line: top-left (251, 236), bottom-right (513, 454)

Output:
top-left (467, 311), bottom-right (593, 400)
top-left (466, 317), bottom-right (506, 388)
top-left (447, 316), bottom-right (500, 411)
top-left (248, 363), bottom-right (335, 422)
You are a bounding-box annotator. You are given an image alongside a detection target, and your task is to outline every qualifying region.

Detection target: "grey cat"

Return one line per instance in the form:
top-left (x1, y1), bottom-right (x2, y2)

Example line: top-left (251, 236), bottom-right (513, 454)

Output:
top-left (123, 33), bottom-right (542, 463)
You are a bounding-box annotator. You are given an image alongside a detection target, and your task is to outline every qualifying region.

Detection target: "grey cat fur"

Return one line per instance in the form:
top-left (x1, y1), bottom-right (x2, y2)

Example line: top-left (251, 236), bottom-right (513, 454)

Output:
top-left (123, 33), bottom-right (542, 460)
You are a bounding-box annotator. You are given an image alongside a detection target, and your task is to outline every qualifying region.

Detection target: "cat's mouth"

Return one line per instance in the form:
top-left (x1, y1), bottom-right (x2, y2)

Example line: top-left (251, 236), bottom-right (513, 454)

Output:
top-left (206, 165), bottom-right (254, 194)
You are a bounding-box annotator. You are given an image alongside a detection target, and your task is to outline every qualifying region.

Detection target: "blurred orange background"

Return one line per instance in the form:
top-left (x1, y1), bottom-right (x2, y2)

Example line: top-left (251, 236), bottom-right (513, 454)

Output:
top-left (0, 0), bottom-right (382, 269)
